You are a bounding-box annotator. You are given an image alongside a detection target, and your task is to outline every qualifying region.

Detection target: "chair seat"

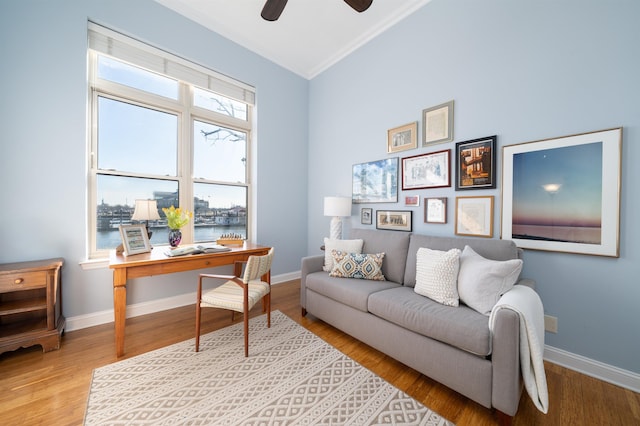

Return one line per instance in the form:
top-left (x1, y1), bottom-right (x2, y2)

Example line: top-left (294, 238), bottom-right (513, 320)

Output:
top-left (201, 280), bottom-right (270, 313)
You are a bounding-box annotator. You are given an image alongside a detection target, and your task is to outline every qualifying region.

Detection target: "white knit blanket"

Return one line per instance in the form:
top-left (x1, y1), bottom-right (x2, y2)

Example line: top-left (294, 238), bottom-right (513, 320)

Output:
top-left (489, 285), bottom-right (549, 413)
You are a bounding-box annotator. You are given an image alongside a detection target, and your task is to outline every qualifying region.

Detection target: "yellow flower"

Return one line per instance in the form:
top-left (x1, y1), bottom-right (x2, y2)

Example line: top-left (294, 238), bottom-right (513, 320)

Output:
top-left (162, 205), bottom-right (193, 230)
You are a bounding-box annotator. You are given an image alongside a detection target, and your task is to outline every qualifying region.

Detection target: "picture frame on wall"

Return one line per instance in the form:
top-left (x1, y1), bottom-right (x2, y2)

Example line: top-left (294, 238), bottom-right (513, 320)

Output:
top-left (425, 197), bottom-right (447, 224)
top-left (455, 196), bottom-right (494, 238)
top-left (502, 127), bottom-right (622, 257)
top-left (119, 224), bottom-right (152, 256)
top-left (456, 135), bottom-right (497, 190)
top-left (361, 208), bottom-right (373, 225)
top-left (422, 100), bottom-right (454, 146)
top-left (376, 210), bottom-right (413, 232)
top-left (405, 195), bottom-right (420, 206)
top-left (402, 149), bottom-right (451, 190)
top-left (387, 122), bottom-right (418, 154)
top-left (352, 158), bottom-right (399, 203)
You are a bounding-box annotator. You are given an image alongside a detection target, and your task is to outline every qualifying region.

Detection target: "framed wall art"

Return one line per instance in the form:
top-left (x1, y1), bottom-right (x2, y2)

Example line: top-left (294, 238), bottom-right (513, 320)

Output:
top-left (376, 210), bottom-right (412, 232)
top-left (402, 149), bottom-right (451, 190)
top-left (352, 158), bottom-right (398, 203)
top-left (361, 208), bottom-right (373, 225)
top-left (405, 195), bottom-right (420, 206)
top-left (456, 135), bottom-right (497, 190)
top-left (387, 121), bottom-right (418, 154)
top-left (502, 127), bottom-right (622, 257)
top-left (425, 197), bottom-right (447, 224)
top-left (119, 224), bottom-right (151, 256)
top-left (455, 196), bottom-right (494, 238)
top-left (422, 100), bottom-right (454, 146)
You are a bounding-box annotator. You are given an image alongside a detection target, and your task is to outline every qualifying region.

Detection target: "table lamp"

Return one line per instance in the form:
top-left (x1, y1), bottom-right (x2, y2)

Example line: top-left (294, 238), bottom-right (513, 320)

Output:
top-left (131, 199), bottom-right (161, 240)
top-left (324, 196), bottom-right (352, 240)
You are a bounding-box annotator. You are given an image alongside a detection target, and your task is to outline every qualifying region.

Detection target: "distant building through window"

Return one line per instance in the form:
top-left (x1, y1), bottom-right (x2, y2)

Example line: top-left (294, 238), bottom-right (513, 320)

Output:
top-left (87, 23), bottom-right (254, 258)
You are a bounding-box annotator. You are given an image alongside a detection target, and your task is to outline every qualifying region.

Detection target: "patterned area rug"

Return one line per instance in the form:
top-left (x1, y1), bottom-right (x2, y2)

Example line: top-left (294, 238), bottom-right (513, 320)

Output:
top-left (85, 311), bottom-right (454, 425)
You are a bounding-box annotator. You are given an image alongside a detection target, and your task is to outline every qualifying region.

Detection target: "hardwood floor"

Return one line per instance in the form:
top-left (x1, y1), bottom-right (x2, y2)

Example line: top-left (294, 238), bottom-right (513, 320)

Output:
top-left (1, 280), bottom-right (638, 425)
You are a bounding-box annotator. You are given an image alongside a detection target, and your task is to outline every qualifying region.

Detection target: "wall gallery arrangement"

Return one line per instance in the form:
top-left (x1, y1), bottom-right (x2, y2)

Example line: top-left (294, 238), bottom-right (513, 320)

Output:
top-left (350, 99), bottom-right (622, 257)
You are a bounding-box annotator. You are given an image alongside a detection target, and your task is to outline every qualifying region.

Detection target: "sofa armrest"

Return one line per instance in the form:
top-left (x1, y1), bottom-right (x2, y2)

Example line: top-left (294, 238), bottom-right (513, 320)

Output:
top-left (301, 255), bottom-right (325, 309)
top-left (491, 306), bottom-right (522, 416)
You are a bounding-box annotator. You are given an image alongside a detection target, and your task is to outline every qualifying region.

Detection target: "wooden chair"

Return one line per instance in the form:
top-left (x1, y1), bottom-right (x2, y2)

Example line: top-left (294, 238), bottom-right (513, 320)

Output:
top-left (195, 247), bottom-right (274, 356)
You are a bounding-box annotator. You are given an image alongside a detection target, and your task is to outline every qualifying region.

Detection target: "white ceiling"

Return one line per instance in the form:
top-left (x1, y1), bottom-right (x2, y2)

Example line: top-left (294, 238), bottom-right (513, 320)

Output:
top-left (154, 0), bottom-right (432, 79)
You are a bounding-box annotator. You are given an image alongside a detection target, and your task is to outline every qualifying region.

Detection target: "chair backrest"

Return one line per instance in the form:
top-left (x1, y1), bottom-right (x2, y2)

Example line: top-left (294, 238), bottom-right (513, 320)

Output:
top-left (242, 247), bottom-right (275, 283)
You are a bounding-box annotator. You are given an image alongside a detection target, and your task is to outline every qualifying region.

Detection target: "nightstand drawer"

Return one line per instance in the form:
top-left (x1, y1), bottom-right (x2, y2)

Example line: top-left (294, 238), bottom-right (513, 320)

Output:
top-left (0, 271), bottom-right (47, 292)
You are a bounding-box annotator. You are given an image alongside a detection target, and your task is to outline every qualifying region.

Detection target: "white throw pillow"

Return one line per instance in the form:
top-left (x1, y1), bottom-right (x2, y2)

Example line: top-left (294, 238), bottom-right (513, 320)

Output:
top-left (323, 238), bottom-right (364, 272)
top-left (414, 247), bottom-right (461, 307)
top-left (457, 245), bottom-right (523, 315)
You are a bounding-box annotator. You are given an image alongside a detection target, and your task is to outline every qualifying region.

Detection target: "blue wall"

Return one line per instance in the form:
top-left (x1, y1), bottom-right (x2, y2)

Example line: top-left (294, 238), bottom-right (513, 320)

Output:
top-left (308, 0), bottom-right (640, 374)
top-left (1, 0), bottom-right (638, 377)
top-left (0, 1), bottom-right (308, 316)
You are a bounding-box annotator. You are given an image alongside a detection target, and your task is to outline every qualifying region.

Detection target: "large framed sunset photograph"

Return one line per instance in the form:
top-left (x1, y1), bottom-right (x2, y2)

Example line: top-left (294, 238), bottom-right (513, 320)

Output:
top-left (501, 128), bottom-right (622, 257)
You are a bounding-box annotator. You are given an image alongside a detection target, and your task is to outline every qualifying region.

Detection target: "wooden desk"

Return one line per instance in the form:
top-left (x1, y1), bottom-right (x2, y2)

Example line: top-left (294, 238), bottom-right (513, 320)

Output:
top-left (109, 243), bottom-right (270, 357)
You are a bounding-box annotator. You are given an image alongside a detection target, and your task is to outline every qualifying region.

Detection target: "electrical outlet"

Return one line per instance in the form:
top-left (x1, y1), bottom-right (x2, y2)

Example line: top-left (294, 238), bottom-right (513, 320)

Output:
top-left (544, 315), bottom-right (558, 333)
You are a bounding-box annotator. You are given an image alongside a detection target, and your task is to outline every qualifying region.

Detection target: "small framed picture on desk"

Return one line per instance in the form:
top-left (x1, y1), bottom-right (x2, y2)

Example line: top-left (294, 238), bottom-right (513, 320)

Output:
top-left (119, 224), bottom-right (151, 256)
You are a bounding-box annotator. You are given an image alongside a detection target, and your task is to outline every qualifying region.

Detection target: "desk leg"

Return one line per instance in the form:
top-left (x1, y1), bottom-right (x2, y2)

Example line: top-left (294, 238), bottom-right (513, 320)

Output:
top-left (113, 269), bottom-right (127, 357)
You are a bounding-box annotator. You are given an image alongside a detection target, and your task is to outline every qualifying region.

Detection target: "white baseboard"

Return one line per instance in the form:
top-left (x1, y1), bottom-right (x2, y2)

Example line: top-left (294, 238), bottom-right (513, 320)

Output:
top-left (544, 345), bottom-right (640, 393)
top-left (65, 271), bottom-right (301, 332)
top-left (66, 270), bottom-right (639, 394)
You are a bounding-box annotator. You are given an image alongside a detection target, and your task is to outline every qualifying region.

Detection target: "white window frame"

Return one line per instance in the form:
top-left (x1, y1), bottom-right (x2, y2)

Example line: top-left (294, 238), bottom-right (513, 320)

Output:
top-left (87, 23), bottom-right (255, 259)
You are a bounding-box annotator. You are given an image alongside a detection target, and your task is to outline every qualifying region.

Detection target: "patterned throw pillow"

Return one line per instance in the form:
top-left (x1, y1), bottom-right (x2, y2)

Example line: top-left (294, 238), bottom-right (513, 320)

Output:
top-left (414, 247), bottom-right (461, 306)
top-left (329, 250), bottom-right (386, 281)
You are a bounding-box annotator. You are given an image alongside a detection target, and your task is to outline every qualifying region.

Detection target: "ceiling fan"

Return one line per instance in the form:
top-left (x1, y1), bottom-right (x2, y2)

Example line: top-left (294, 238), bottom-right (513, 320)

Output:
top-left (261, 0), bottom-right (373, 21)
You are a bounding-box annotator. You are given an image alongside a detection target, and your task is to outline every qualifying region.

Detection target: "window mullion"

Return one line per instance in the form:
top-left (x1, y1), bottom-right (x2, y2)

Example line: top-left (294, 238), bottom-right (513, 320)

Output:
top-left (177, 82), bottom-right (194, 243)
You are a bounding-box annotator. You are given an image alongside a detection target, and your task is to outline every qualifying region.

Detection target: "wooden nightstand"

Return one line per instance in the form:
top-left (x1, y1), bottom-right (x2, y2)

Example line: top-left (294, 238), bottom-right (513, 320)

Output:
top-left (0, 258), bottom-right (65, 354)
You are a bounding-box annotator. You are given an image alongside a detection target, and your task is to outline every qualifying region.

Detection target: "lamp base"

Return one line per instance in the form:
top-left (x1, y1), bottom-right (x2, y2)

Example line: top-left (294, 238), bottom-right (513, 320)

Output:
top-left (329, 217), bottom-right (343, 240)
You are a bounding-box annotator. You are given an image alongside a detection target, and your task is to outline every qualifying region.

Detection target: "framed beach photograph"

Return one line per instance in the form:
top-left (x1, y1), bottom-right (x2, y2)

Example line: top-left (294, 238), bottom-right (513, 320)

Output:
top-left (388, 122), bottom-right (418, 153)
top-left (455, 196), bottom-right (494, 238)
top-left (402, 149), bottom-right (451, 190)
top-left (352, 158), bottom-right (399, 203)
top-left (423, 100), bottom-right (454, 146)
top-left (376, 210), bottom-right (413, 232)
top-left (502, 127), bottom-right (622, 257)
top-left (361, 208), bottom-right (373, 225)
top-left (425, 197), bottom-right (447, 224)
top-left (119, 224), bottom-right (151, 256)
top-left (456, 135), bottom-right (497, 190)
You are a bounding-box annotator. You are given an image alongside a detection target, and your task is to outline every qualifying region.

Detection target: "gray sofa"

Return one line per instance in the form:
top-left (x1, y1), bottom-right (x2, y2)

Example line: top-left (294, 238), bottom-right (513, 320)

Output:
top-left (301, 228), bottom-right (535, 422)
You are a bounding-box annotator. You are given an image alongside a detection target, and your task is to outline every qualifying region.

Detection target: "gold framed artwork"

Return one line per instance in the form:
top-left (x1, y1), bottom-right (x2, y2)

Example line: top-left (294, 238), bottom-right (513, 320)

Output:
top-left (422, 100), bottom-right (454, 146)
top-left (387, 121), bottom-right (418, 153)
top-left (501, 127), bottom-right (622, 257)
top-left (455, 196), bottom-right (494, 238)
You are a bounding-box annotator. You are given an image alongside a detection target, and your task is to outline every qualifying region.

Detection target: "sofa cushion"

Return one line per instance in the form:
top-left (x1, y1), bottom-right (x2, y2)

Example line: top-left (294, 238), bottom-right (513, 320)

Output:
top-left (323, 238), bottom-right (363, 272)
top-left (330, 250), bottom-right (386, 281)
top-left (404, 234), bottom-right (520, 287)
top-left (305, 271), bottom-right (400, 312)
top-left (414, 248), bottom-right (460, 306)
top-left (458, 245), bottom-right (523, 315)
top-left (349, 228), bottom-right (410, 284)
top-left (368, 286), bottom-right (492, 356)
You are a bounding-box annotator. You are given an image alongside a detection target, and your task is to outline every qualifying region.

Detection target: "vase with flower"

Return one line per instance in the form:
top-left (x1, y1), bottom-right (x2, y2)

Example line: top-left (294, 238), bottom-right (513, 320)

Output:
top-left (162, 205), bottom-right (193, 247)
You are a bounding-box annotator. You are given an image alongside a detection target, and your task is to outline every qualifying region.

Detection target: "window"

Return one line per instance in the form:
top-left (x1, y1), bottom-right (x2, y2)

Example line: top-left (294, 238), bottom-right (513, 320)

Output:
top-left (88, 24), bottom-right (255, 258)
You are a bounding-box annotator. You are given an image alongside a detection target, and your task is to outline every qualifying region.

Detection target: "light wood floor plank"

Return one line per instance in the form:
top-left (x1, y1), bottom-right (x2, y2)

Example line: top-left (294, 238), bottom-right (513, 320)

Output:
top-left (0, 280), bottom-right (636, 425)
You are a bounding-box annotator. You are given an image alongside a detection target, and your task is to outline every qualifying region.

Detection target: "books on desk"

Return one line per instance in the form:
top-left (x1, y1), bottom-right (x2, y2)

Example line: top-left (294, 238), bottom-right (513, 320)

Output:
top-left (165, 244), bottom-right (232, 257)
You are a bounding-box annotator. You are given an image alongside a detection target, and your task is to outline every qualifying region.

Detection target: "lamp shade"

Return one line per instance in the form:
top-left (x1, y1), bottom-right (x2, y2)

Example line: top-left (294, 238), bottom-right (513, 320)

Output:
top-left (131, 199), bottom-right (161, 221)
top-left (323, 196), bottom-right (352, 217)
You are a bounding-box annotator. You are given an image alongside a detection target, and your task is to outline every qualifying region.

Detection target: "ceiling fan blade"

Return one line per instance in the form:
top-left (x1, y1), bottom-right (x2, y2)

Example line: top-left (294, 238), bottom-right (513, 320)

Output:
top-left (344, 0), bottom-right (373, 13)
top-left (261, 0), bottom-right (288, 21)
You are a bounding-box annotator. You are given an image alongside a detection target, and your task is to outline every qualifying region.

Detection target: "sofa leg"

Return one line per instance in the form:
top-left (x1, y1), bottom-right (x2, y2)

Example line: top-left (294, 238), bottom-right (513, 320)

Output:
top-left (495, 410), bottom-right (513, 426)
top-left (301, 307), bottom-right (307, 317)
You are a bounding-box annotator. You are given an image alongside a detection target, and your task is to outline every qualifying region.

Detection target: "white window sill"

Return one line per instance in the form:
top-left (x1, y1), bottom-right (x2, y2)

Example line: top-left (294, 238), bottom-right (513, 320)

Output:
top-left (79, 257), bottom-right (109, 270)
